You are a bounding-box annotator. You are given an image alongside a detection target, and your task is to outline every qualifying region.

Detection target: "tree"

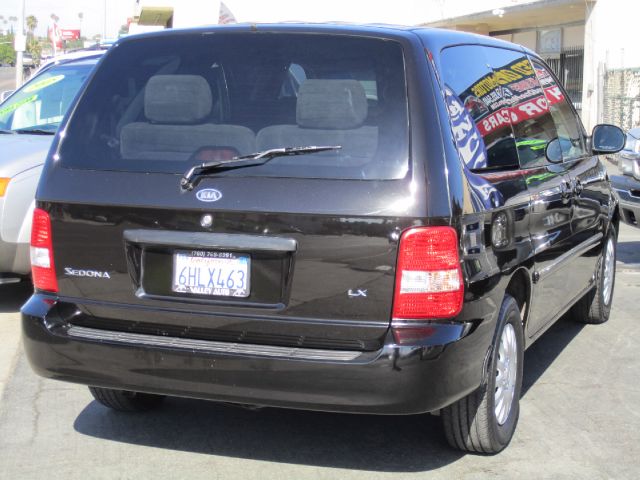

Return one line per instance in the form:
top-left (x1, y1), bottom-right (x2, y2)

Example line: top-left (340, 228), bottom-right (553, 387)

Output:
top-left (24, 15), bottom-right (40, 66)
top-left (26, 15), bottom-right (37, 38)
top-left (27, 38), bottom-right (42, 66)
top-left (65, 39), bottom-right (84, 50)
top-left (0, 43), bottom-right (16, 66)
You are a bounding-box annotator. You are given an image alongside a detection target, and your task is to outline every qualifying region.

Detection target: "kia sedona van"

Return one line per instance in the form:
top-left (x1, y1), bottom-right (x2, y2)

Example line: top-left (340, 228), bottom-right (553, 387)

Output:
top-left (22, 24), bottom-right (625, 453)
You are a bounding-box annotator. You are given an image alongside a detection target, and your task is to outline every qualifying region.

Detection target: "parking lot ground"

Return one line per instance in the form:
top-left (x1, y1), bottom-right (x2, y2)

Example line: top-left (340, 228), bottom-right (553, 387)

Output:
top-left (0, 67), bottom-right (16, 94)
top-left (0, 224), bottom-right (639, 479)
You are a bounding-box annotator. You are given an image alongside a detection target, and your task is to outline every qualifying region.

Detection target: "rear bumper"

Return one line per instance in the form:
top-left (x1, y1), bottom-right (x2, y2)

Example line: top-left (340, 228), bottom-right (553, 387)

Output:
top-left (22, 294), bottom-right (492, 414)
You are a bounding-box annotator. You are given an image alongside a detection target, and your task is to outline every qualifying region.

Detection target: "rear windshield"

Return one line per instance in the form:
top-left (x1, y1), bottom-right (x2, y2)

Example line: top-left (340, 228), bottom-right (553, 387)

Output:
top-left (58, 33), bottom-right (409, 180)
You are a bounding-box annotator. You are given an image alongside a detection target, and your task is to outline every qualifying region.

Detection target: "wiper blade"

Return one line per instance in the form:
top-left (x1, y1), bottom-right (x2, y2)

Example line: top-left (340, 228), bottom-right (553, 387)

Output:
top-left (0, 129), bottom-right (16, 134)
top-left (180, 145), bottom-right (341, 191)
top-left (15, 128), bottom-right (56, 135)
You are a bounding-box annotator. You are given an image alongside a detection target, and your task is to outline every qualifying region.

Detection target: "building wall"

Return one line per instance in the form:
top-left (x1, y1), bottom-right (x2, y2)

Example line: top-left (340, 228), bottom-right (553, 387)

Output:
top-left (563, 25), bottom-right (584, 48)
top-left (512, 31), bottom-right (536, 51)
top-left (582, 0), bottom-right (640, 130)
top-left (491, 25), bottom-right (584, 55)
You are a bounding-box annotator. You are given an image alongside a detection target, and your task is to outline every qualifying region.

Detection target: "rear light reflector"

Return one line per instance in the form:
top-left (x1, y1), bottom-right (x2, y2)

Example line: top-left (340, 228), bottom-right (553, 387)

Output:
top-left (0, 178), bottom-right (10, 197)
top-left (30, 208), bottom-right (58, 292)
top-left (392, 226), bottom-right (463, 319)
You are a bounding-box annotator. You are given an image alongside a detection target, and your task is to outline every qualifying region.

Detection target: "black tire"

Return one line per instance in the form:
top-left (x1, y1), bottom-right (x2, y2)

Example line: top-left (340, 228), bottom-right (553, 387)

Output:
top-left (89, 386), bottom-right (165, 412)
top-left (569, 225), bottom-right (617, 325)
top-left (441, 294), bottom-right (524, 454)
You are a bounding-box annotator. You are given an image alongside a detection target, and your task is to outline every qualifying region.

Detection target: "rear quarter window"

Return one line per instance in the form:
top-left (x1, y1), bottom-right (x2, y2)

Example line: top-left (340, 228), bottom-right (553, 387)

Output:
top-left (440, 45), bottom-right (566, 172)
top-left (440, 45), bottom-right (520, 173)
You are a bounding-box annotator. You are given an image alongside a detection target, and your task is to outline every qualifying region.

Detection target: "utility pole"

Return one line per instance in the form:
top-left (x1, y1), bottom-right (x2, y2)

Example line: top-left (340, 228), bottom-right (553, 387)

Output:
top-left (103, 0), bottom-right (107, 42)
top-left (14, 0), bottom-right (26, 89)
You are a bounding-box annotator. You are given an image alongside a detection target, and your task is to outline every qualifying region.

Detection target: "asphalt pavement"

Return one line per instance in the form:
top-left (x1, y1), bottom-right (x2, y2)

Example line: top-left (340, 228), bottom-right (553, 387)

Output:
top-left (0, 224), bottom-right (639, 479)
top-left (0, 66), bottom-right (16, 95)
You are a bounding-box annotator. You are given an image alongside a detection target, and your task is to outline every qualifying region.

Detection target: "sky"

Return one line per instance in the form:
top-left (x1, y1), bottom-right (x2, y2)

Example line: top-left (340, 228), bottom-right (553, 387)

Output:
top-left (1, 0), bottom-right (135, 39)
top-left (0, 0), bottom-right (524, 39)
top-left (0, 0), bottom-right (502, 39)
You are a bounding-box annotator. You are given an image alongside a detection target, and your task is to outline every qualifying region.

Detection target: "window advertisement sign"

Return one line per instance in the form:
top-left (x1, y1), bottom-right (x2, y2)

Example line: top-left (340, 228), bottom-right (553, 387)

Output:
top-left (440, 45), bottom-right (570, 210)
top-left (460, 57), bottom-right (565, 138)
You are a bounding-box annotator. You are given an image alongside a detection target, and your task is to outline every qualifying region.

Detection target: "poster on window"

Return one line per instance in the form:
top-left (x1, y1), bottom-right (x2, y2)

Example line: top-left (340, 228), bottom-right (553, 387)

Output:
top-left (458, 58), bottom-right (565, 137)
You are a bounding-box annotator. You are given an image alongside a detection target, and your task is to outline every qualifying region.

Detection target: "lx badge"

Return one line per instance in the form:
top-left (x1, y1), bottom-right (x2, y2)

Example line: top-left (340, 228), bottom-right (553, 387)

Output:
top-left (348, 289), bottom-right (368, 298)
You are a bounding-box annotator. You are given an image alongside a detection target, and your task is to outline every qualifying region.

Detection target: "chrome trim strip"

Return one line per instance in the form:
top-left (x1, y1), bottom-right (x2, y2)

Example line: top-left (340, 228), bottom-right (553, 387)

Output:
top-left (124, 229), bottom-right (297, 252)
top-left (391, 319), bottom-right (441, 328)
top-left (67, 326), bottom-right (362, 362)
top-left (534, 232), bottom-right (603, 283)
top-left (0, 277), bottom-right (22, 285)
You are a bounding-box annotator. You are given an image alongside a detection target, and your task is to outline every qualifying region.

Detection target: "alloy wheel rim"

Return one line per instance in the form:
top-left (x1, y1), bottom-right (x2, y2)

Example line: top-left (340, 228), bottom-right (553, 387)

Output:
top-left (494, 323), bottom-right (518, 426)
top-left (602, 237), bottom-right (615, 305)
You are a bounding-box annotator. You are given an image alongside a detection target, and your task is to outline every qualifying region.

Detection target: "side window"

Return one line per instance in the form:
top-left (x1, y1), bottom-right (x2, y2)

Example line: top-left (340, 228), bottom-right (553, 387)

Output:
top-left (483, 47), bottom-right (559, 169)
top-left (440, 45), bottom-right (519, 172)
top-left (531, 59), bottom-right (587, 161)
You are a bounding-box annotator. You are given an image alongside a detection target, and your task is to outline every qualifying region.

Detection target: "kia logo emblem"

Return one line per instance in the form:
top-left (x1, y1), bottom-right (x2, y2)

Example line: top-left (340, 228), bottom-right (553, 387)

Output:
top-left (196, 188), bottom-right (222, 202)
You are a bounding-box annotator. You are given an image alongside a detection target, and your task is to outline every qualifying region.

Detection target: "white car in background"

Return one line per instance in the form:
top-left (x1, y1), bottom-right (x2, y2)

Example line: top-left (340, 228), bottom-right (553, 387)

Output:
top-left (611, 127), bottom-right (640, 228)
top-left (0, 51), bottom-right (103, 283)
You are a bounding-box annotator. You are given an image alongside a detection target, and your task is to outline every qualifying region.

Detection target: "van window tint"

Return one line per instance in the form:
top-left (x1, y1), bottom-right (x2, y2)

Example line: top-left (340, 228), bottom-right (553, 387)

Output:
top-left (531, 59), bottom-right (587, 161)
top-left (482, 47), bottom-right (559, 169)
top-left (440, 45), bottom-right (519, 172)
top-left (57, 34), bottom-right (409, 181)
top-left (0, 61), bottom-right (94, 133)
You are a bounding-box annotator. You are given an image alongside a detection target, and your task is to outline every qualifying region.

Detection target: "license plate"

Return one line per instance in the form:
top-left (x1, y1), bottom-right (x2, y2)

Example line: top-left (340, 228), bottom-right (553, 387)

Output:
top-left (172, 250), bottom-right (250, 297)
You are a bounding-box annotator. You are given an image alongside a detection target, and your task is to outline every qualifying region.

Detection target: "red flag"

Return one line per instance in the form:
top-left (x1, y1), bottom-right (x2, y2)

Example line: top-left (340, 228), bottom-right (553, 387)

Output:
top-left (219, 2), bottom-right (237, 24)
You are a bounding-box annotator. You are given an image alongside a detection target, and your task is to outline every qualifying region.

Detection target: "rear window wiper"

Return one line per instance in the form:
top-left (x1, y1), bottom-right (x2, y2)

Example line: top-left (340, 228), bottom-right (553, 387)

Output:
top-left (15, 128), bottom-right (56, 135)
top-left (180, 145), bottom-right (341, 191)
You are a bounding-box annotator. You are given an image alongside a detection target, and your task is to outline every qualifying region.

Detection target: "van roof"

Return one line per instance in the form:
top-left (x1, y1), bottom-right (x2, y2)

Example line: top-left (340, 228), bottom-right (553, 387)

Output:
top-left (117, 23), bottom-right (536, 58)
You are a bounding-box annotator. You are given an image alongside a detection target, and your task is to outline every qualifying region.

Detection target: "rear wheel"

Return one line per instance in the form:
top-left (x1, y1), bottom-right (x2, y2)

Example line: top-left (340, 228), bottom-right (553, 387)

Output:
top-left (442, 294), bottom-right (524, 453)
top-left (89, 386), bottom-right (165, 412)
top-left (569, 225), bottom-right (617, 324)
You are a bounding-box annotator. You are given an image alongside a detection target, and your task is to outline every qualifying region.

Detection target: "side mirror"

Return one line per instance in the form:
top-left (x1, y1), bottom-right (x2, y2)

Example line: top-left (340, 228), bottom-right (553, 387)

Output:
top-left (0, 90), bottom-right (15, 103)
top-left (592, 124), bottom-right (625, 155)
top-left (545, 138), bottom-right (563, 164)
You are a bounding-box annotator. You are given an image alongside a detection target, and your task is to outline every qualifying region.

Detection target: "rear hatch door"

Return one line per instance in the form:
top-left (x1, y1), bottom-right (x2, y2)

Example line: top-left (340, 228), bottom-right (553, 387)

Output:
top-left (43, 29), bottom-right (418, 352)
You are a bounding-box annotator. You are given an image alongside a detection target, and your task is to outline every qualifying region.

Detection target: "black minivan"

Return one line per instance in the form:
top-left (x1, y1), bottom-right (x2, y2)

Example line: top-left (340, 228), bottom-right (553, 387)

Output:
top-left (22, 24), bottom-right (626, 453)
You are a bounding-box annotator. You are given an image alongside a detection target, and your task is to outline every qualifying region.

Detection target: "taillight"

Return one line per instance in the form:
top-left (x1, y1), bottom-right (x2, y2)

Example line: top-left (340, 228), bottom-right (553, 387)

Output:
top-left (392, 226), bottom-right (463, 320)
top-left (30, 208), bottom-right (58, 292)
